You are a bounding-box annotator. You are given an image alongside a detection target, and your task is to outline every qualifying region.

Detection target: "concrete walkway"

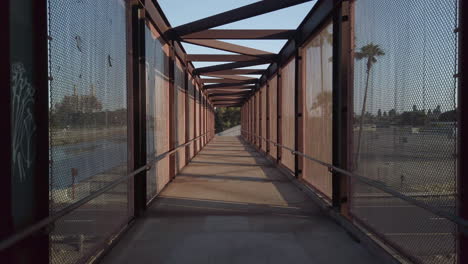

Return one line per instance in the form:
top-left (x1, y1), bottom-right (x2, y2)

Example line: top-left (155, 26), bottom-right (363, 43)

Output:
top-left (100, 136), bottom-right (377, 264)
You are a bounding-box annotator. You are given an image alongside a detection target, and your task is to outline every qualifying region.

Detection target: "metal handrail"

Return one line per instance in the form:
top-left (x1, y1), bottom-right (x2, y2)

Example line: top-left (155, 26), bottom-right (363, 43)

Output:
top-left (241, 130), bottom-right (468, 235)
top-left (0, 131), bottom-right (214, 251)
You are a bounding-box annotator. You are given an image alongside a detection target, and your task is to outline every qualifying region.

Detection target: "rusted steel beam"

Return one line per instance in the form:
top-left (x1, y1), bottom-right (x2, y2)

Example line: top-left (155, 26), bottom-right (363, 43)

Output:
top-left (206, 88), bottom-right (254, 93)
top-left (208, 92), bottom-right (251, 97)
top-left (182, 29), bottom-right (295, 40)
top-left (213, 103), bottom-right (244, 106)
top-left (204, 81), bottom-right (258, 89)
top-left (183, 39), bottom-right (273, 57)
top-left (207, 91), bottom-right (253, 96)
top-left (201, 78), bottom-right (257, 84)
top-left (211, 99), bottom-right (249, 103)
top-left (142, 0), bottom-right (169, 34)
top-left (203, 74), bottom-right (257, 81)
top-left (169, 0), bottom-right (313, 37)
top-left (213, 102), bottom-right (243, 105)
top-left (187, 54), bottom-right (272, 62)
top-left (195, 60), bottom-right (268, 74)
top-left (210, 94), bottom-right (250, 99)
top-left (207, 69), bottom-right (265, 75)
top-left (258, 0), bottom-right (335, 87)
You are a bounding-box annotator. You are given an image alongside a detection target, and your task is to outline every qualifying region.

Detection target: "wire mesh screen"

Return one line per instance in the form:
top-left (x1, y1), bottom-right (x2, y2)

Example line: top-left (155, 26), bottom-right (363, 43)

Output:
top-left (188, 78), bottom-right (195, 158)
top-left (281, 59), bottom-right (296, 172)
top-left (195, 85), bottom-right (200, 152)
top-left (269, 76), bottom-right (278, 159)
top-left (174, 58), bottom-right (186, 172)
top-left (350, 0), bottom-right (459, 263)
top-left (302, 22), bottom-right (333, 199)
top-left (48, 0), bottom-right (130, 263)
top-left (255, 92), bottom-right (260, 147)
top-left (261, 85), bottom-right (267, 152)
top-left (145, 22), bottom-right (170, 202)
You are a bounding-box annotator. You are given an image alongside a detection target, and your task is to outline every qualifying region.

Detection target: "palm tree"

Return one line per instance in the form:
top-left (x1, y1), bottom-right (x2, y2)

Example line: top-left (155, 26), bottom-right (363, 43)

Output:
top-left (354, 43), bottom-right (385, 169)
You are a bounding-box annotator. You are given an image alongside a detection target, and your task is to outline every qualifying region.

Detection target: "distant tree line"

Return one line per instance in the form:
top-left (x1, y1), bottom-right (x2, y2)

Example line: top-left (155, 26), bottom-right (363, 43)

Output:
top-left (215, 107), bottom-right (240, 132)
top-left (50, 91), bottom-right (126, 129)
top-left (356, 104), bottom-right (456, 127)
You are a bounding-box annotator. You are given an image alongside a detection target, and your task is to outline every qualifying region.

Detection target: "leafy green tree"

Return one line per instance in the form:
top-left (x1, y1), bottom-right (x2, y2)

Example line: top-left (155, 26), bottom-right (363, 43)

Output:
top-left (215, 107), bottom-right (241, 132)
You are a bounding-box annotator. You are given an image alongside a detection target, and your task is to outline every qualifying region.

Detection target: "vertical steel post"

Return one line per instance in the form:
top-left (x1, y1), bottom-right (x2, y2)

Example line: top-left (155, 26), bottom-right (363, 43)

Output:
top-left (125, 0), bottom-right (135, 218)
top-left (458, 0), bottom-right (466, 262)
top-left (168, 41), bottom-right (176, 180)
top-left (259, 89), bottom-right (263, 149)
top-left (1, 0), bottom-right (49, 261)
top-left (253, 93), bottom-right (257, 145)
top-left (295, 47), bottom-right (304, 179)
top-left (277, 71), bottom-right (283, 163)
top-left (0, 0), bottom-right (12, 261)
top-left (184, 67), bottom-right (190, 165)
top-left (332, 0), bottom-right (351, 213)
top-left (132, 6), bottom-right (147, 216)
top-left (266, 83), bottom-right (270, 154)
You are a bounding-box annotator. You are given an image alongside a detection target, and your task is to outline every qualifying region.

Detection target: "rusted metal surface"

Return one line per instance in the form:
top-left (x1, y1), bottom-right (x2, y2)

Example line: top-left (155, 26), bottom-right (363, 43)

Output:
top-left (168, 41), bottom-right (176, 181)
top-left (141, 0), bottom-right (169, 34)
top-left (182, 29), bottom-right (295, 39)
top-left (170, 0), bottom-right (313, 37)
top-left (187, 54), bottom-right (272, 62)
top-left (258, 0), bottom-right (337, 89)
top-left (203, 74), bottom-right (257, 81)
top-left (208, 92), bottom-right (251, 97)
top-left (195, 59), bottom-right (269, 75)
top-left (183, 39), bottom-right (274, 56)
top-left (204, 82), bottom-right (258, 89)
top-left (201, 78), bottom-right (258, 84)
top-left (206, 69), bottom-right (265, 75)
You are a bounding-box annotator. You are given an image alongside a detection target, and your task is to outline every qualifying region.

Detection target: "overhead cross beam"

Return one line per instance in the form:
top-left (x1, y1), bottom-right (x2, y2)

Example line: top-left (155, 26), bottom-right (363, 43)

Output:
top-left (195, 59), bottom-right (268, 74)
top-left (212, 100), bottom-right (245, 103)
top-left (182, 29), bottom-right (294, 39)
top-left (187, 54), bottom-right (274, 62)
top-left (183, 39), bottom-right (273, 57)
top-left (204, 82), bottom-right (257, 89)
top-left (169, 0), bottom-right (313, 37)
top-left (201, 78), bottom-right (257, 84)
top-left (206, 69), bottom-right (265, 75)
top-left (206, 89), bottom-right (254, 95)
top-left (208, 91), bottom-right (251, 97)
top-left (202, 74), bottom-right (256, 81)
top-left (213, 103), bottom-right (244, 107)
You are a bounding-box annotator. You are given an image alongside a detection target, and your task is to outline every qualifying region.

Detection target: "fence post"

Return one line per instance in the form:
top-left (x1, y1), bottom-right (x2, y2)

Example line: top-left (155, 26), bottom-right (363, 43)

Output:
top-left (184, 66), bottom-right (190, 165)
top-left (1, 0), bottom-right (49, 262)
top-left (132, 5), bottom-right (147, 216)
top-left (458, 0), bottom-right (466, 262)
top-left (332, 0), bottom-right (352, 213)
top-left (295, 47), bottom-right (304, 179)
top-left (277, 71), bottom-right (283, 164)
top-left (266, 83), bottom-right (270, 154)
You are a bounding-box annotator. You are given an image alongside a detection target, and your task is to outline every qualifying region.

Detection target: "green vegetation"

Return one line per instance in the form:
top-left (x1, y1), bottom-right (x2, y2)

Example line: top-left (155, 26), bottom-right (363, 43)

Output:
top-left (215, 107), bottom-right (241, 133)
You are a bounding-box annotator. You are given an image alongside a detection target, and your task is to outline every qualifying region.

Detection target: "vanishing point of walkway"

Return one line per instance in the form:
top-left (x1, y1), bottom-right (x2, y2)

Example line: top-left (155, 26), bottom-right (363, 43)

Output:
top-left (101, 136), bottom-right (376, 264)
